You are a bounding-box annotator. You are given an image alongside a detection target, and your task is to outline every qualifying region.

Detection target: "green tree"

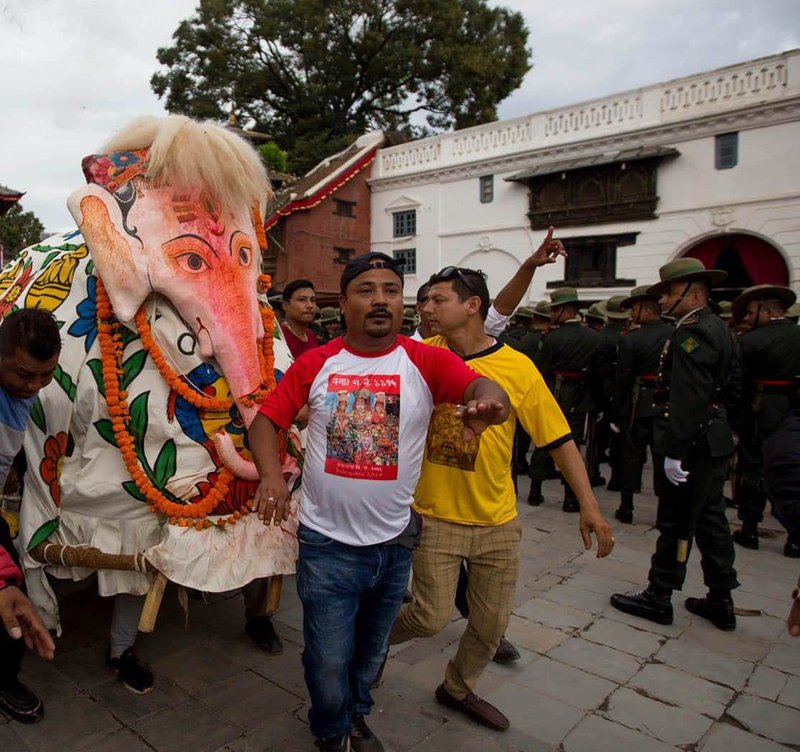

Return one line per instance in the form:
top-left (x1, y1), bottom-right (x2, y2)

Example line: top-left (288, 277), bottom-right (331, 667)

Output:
top-left (151, 0), bottom-right (530, 173)
top-left (0, 203), bottom-right (44, 262)
top-left (258, 142), bottom-right (288, 174)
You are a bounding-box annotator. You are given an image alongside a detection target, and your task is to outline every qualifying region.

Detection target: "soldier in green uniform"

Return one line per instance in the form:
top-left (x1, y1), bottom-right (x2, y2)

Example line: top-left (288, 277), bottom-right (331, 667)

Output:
top-left (582, 303), bottom-right (605, 332)
top-left (501, 306), bottom-right (535, 350)
top-left (610, 286), bottom-right (673, 524)
top-left (787, 302), bottom-right (800, 324)
top-left (315, 306), bottom-right (343, 344)
top-left (730, 284), bottom-right (800, 558)
top-left (611, 258), bottom-right (740, 630)
top-left (530, 287), bottom-right (603, 511)
top-left (401, 306), bottom-right (419, 336)
top-left (596, 296), bottom-right (628, 491)
top-left (506, 302), bottom-right (550, 479)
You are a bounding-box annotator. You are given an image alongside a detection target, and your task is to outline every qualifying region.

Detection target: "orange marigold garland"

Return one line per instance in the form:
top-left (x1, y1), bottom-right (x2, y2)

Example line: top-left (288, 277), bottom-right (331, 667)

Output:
top-left (95, 276), bottom-right (277, 529)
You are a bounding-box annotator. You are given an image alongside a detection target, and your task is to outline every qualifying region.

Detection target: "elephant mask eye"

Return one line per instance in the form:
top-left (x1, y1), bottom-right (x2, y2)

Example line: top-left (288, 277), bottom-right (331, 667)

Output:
top-left (238, 246), bottom-right (251, 266)
top-left (175, 252), bottom-right (209, 273)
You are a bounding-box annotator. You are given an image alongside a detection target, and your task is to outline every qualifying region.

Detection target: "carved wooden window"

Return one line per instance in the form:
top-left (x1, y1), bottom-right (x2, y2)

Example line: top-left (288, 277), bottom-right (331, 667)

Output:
top-left (525, 159), bottom-right (662, 229)
top-left (547, 233), bottom-right (637, 289)
top-left (393, 248), bottom-right (416, 274)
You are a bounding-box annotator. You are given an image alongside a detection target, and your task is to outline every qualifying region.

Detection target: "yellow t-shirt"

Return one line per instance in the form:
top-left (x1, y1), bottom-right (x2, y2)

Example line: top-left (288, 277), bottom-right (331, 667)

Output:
top-left (414, 337), bottom-right (571, 526)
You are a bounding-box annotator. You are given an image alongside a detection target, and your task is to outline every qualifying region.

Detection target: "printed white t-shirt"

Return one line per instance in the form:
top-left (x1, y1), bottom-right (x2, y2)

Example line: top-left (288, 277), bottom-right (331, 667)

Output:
top-left (259, 335), bottom-right (481, 546)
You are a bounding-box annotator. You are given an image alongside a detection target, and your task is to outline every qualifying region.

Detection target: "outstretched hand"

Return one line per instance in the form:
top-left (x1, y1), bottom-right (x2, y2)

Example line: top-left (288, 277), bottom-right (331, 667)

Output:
top-left (455, 400), bottom-right (507, 442)
top-left (579, 510), bottom-right (615, 559)
top-left (526, 226), bottom-right (567, 268)
top-left (0, 585), bottom-right (55, 660)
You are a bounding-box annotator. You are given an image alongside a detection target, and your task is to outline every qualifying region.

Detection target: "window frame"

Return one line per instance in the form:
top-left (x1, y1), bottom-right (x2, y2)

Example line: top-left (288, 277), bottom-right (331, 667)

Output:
top-left (392, 209), bottom-right (417, 238)
top-left (479, 175), bottom-right (494, 204)
top-left (392, 248), bottom-right (416, 274)
top-left (715, 132), bottom-right (738, 170)
top-left (333, 198), bottom-right (356, 217)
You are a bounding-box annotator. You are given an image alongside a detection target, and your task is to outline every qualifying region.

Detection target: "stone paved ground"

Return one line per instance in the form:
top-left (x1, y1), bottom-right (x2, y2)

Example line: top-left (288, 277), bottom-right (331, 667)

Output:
top-left (3, 468), bottom-right (800, 751)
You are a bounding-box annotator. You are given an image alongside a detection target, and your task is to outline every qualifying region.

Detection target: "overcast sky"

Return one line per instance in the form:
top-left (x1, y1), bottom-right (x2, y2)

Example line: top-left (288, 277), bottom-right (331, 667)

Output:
top-left (1, 0), bottom-right (798, 231)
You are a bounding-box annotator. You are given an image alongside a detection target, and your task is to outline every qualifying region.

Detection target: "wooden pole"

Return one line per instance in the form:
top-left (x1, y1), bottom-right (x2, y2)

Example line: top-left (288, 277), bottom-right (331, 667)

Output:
top-left (266, 575), bottom-right (283, 615)
top-left (138, 572), bottom-right (168, 633)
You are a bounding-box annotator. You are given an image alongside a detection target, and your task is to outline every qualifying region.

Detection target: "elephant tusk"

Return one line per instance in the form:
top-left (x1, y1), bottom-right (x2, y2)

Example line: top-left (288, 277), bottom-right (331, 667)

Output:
top-left (214, 430), bottom-right (259, 480)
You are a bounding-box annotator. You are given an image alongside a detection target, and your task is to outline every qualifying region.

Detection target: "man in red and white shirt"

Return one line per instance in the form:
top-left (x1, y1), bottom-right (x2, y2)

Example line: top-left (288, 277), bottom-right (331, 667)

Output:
top-left (249, 252), bottom-right (509, 752)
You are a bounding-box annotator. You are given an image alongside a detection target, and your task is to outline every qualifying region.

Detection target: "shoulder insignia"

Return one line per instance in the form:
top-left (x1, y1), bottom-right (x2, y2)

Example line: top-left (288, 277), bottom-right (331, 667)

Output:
top-left (680, 336), bottom-right (699, 354)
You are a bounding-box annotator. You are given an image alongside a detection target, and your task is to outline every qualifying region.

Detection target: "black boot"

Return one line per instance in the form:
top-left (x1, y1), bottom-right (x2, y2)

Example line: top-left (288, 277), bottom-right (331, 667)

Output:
top-left (784, 534), bottom-right (800, 559)
top-left (610, 586), bottom-right (673, 625)
top-left (527, 481), bottom-right (543, 506)
top-left (732, 524), bottom-right (759, 550)
top-left (614, 492), bottom-right (634, 524)
top-left (685, 591), bottom-right (736, 631)
top-left (562, 490), bottom-right (579, 513)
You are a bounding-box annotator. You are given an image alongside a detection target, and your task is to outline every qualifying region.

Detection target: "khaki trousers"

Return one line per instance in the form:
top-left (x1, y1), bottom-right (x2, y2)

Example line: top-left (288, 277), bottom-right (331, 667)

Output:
top-left (390, 515), bottom-right (521, 698)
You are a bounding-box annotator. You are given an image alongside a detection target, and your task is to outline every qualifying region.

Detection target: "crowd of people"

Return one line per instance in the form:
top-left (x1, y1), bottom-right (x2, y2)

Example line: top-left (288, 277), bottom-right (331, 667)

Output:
top-left (1, 228), bottom-right (799, 752)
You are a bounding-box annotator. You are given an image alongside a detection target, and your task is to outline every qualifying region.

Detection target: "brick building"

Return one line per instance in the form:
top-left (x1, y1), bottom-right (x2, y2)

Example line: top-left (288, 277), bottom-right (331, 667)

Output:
top-left (264, 132), bottom-right (386, 304)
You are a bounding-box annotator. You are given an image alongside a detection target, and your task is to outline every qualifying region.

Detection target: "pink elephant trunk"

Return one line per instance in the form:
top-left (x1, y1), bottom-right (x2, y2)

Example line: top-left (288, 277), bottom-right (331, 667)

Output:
top-left (197, 287), bottom-right (265, 428)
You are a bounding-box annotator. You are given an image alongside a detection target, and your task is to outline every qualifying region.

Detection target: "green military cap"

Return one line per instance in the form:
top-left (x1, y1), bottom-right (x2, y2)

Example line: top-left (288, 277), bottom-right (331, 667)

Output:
top-left (716, 300), bottom-right (733, 320)
top-left (786, 301), bottom-right (800, 320)
top-left (647, 257), bottom-right (727, 296)
top-left (620, 285), bottom-right (659, 310)
top-left (532, 299), bottom-right (551, 319)
top-left (549, 286), bottom-right (580, 307)
top-left (583, 302), bottom-right (605, 322)
top-left (318, 306), bottom-right (339, 323)
top-left (604, 295), bottom-right (630, 321)
top-left (514, 306), bottom-right (535, 320)
top-left (732, 284), bottom-right (797, 319)
top-left (402, 306), bottom-right (418, 322)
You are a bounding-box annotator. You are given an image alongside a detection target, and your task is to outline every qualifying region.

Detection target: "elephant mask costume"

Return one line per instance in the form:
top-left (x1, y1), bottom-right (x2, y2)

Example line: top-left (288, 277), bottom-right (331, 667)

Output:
top-left (0, 116), bottom-right (300, 629)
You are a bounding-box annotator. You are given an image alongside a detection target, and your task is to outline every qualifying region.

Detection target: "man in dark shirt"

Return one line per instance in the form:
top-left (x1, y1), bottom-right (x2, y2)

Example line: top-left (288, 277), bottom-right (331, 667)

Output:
top-left (730, 284), bottom-right (800, 557)
top-left (280, 279), bottom-right (319, 358)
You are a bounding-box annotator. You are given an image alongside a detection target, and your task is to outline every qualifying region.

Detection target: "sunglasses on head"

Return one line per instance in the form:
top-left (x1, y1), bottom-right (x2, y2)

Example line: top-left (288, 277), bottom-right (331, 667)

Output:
top-left (436, 266), bottom-right (486, 297)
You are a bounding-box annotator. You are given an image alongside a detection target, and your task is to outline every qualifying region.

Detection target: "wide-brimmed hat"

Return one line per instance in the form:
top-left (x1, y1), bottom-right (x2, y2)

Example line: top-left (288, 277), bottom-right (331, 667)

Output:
top-left (514, 306), bottom-right (534, 320)
top-left (604, 295), bottom-right (630, 321)
top-left (647, 258), bottom-right (727, 296)
top-left (550, 287), bottom-right (580, 307)
top-left (402, 306), bottom-right (418, 323)
top-left (732, 284), bottom-right (797, 319)
top-left (620, 285), bottom-right (659, 310)
top-left (532, 300), bottom-right (551, 319)
top-left (787, 301), bottom-right (800, 320)
top-left (712, 300), bottom-right (733, 320)
top-left (318, 306), bottom-right (339, 323)
top-left (583, 302), bottom-right (605, 322)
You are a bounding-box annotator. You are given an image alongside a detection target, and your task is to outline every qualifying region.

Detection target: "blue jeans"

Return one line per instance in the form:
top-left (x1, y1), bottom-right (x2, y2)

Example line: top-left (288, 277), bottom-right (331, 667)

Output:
top-left (296, 523), bottom-right (412, 741)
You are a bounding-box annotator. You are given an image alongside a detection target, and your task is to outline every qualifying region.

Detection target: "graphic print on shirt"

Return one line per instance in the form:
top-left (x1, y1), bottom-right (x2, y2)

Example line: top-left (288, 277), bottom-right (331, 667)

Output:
top-left (426, 403), bottom-right (480, 471)
top-left (324, 373), bottom-right (400, 480)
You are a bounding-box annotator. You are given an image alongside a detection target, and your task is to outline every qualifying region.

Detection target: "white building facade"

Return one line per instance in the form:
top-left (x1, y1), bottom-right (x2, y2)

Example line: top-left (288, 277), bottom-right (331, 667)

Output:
top-left (369, 50), bottom-right (800, 305)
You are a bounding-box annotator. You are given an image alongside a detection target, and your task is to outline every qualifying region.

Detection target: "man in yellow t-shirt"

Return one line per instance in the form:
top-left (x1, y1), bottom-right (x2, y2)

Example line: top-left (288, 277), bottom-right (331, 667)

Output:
top-left (389, 266), bottom-right (614, 733)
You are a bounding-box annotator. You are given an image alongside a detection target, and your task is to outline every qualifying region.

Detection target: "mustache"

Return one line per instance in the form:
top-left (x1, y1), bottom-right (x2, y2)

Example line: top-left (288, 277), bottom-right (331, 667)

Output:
top-left (367, 308), bottom-right (391, 318)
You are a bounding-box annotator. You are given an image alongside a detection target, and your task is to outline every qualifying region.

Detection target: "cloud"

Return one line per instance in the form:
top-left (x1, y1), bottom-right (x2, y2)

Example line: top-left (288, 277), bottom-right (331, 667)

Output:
top-left (1, 0), bottom-right (798, 234)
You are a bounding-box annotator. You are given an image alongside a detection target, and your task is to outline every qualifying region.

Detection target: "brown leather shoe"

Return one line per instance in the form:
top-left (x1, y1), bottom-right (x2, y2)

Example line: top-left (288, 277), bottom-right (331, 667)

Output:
top-left (435, 683), bottom-right (509, 731)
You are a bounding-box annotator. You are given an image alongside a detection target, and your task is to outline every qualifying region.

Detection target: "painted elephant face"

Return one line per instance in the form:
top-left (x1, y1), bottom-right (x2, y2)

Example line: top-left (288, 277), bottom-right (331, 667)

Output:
top-left (67, 152), bottom-right (264, 422)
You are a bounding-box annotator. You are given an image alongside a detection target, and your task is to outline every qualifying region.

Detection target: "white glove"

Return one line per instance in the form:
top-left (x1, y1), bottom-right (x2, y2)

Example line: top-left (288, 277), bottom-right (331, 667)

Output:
top-left (664, 457), bottom-right (689, 486)
top-left (609, 422), bottom-right (620, 434)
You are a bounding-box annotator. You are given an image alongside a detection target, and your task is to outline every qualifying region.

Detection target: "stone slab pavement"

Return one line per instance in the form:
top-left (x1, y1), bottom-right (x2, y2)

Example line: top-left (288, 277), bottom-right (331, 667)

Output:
top-left (3, 468), bottom-right (799, 751)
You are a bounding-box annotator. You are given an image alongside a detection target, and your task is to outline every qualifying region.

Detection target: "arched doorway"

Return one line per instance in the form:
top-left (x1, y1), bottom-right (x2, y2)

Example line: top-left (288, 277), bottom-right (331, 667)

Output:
top-left (681, 234), bottom-right (789, 293)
